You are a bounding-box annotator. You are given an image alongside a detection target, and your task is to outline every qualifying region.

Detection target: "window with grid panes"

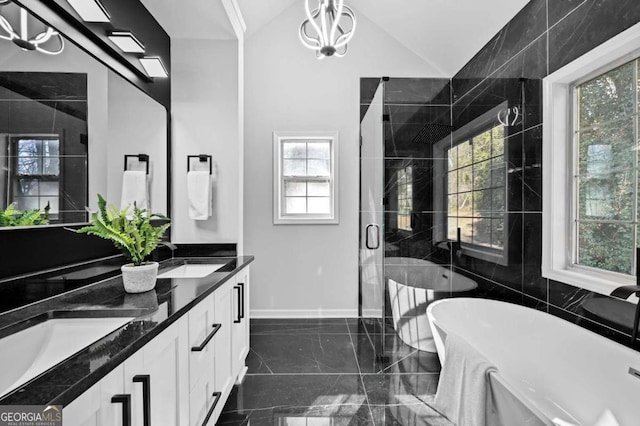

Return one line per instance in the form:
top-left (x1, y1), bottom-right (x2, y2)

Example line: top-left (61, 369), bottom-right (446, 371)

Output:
top-left (573, 58), bottom-right (640, 275)
top-left (273, 132), bottom-right (338, 224)
top-left (11, 137), bottom-right (60, 217)
top-left (397, 166), bottom-right (413, 231)
top-left (446, 124), bottom-right (506, 252)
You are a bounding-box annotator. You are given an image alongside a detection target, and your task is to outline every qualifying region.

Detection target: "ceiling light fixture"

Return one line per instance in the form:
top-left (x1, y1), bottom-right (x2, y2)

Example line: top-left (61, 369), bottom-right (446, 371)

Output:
top-left (66, 0), bottom-right (110, 23)
top-left (0, 1), bottom-right (64, 55)
top-left (299, 0), bottom-right (356, 59)
top-left (108, 30), bottom-right (145, 53)
top-left (139, 56), bottom-right (168, 78)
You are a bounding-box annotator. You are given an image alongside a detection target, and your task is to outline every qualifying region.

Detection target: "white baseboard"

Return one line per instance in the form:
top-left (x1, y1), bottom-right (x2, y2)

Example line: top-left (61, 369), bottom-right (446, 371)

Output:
top-left (361, 309), bottom-right (383, 318)
top-left (250, 309), bottom-right (359, 319)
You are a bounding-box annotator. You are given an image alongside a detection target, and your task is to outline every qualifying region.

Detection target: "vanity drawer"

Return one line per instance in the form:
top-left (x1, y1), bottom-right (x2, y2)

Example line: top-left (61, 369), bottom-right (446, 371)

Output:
top-left (187, 293), bottom-right (217, 391)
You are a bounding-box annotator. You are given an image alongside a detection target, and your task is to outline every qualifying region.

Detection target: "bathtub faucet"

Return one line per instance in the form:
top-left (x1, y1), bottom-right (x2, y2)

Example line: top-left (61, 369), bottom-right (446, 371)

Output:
top-left (611, 285), bottom-right (640, 346)
top-left (611, 247), bottom-right (640, 346)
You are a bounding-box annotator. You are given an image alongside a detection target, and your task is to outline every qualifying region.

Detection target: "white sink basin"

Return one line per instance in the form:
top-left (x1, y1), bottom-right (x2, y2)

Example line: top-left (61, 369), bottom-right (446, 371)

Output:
top-left (0, 317), bottom-right (133, 398)
top-left (157, 264), bottom-right (224, 279)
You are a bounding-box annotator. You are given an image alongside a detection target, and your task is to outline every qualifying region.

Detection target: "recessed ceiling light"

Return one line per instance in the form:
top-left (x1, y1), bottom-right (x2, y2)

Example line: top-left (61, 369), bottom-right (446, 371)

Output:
top-left (139, 57), bottom-right (168, 78)
top-left (66, 0), bottom-right (110, 22)
top-left (108, 31), bottom-right (145, 53)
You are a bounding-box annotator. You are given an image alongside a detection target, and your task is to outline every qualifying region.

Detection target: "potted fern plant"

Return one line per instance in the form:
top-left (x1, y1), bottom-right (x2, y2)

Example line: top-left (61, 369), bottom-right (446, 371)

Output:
top-left (76, 194), bottom-right (170, 293)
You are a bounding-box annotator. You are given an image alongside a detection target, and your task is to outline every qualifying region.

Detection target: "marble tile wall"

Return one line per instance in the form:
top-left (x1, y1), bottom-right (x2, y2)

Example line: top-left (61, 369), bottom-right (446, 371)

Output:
top-left (450, 0), bottom-right (640, 348)
top-left (382, 78), bottom-right (451, 263)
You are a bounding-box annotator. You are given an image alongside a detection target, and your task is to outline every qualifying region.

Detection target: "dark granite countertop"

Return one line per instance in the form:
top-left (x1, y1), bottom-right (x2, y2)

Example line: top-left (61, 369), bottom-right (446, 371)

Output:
top-left (0, 255), bottom-right (254, 406)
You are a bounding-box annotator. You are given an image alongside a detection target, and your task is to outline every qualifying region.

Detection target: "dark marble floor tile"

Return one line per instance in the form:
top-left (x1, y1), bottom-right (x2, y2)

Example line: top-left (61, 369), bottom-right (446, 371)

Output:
top-left (370, 404), bottom-right (453, 426)
top-left (347, 318), bottom-right (395, 336)
top-left (453, 0), bottom-right (547, 99)
top-left (250, 318), bottom-right (351, 335)
top-left (385, 78), bottom-right (451, 105)
top-left (358, 331), bottom-right (441, 374)
top-left (362, 374), bottom-right (439, 404)
top-left (220, 374), bottom-right (373, 424)
top-left (549, 0), bottom-right (640, 74)
top-left (247, 333), bottom-right (359, 374)
top-left (548, 0), bottom-right (588, 28)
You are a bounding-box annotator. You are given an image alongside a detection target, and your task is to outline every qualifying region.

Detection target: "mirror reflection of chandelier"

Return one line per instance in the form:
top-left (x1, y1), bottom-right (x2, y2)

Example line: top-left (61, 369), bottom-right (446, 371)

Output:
top-left (0, 0), bottom-right (64, 55)
top-left (299, 0), bottom-right (356, 59)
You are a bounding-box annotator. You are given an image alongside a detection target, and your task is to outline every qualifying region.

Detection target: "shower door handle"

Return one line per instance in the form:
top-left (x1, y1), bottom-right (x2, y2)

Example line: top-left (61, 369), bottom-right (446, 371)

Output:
top-left (365, 224), bottom-right (380, 250)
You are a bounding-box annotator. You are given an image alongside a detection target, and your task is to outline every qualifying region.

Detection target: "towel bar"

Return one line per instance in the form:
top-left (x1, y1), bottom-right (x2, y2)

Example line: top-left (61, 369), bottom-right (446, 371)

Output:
top-left (187, 154), bottom-right (212, 175)
top-left (124, 154), bottom-right (150, 175)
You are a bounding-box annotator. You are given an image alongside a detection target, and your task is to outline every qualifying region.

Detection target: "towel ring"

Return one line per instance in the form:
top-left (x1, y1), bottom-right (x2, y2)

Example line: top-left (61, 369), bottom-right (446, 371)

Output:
top-left (124, 154), bottom-right (150, 175)
top-left (187, 154), bottom-right (212, 175)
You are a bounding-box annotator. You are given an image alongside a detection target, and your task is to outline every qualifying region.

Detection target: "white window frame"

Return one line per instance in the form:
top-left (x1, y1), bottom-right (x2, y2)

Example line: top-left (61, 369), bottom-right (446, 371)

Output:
top-left (272, 131), bottom-right (339, 225)
top-left (433, 104), bottom-right (509, 266)
top-left (542, 22), bottom-right (640, 296)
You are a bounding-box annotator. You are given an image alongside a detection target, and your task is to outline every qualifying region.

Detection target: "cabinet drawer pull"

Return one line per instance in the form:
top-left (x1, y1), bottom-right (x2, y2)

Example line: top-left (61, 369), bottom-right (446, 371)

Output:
top-left (111, 394), bottom-right (132, 426)
top-left (238, 282), bottom-right (245, 320)
top-left (191, 323), bottom-right (222, 351)
top-left (201, 392), bottom-right (222, 426)
top-left (133, 375), bottom-right (151, 426)
top-left (233, 285), bottom-right (242, 323)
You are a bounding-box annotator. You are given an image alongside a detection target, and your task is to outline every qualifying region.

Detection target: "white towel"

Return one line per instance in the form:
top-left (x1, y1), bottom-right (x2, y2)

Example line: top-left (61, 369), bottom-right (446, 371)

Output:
top-left (433, 333), bottom-right (497, 426)
top-left (188, 171), bottom-right (211, 220)
top-left (120, 170), bottom-right (149, 213)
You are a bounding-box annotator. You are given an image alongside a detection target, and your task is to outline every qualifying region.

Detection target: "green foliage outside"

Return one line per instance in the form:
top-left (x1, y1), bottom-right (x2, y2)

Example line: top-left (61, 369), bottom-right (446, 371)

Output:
top-left (447, 125), bottom-right (506, 250)
top-left (0, 202), bottom-right (49, 227)
top-left (576, 59), bottom-right (638, 274)
top-left (76, 194), bottom-right (170, 266)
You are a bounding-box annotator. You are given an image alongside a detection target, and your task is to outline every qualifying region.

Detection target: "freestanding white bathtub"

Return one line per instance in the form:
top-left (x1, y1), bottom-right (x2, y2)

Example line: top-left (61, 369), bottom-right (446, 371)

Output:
top-left (386, 257), bottom-right (476, 352)
top-left (427, 298), bottom-right (640, 426)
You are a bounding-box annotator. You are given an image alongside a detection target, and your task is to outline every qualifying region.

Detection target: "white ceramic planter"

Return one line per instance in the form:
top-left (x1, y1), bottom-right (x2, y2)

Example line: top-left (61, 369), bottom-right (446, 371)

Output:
top-left (121, 262), bottom-right (159, 293)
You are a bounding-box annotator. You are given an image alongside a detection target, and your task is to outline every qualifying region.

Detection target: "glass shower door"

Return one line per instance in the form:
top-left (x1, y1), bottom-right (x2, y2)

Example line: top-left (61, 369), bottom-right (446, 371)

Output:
top-left (359, 81), bottom-right (386, 356)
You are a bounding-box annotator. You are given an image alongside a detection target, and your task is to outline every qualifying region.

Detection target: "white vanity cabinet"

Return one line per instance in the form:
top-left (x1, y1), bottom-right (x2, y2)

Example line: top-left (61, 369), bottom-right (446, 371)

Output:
top-left (62, 364), bottom-right (126, 426)
top-left (187, 284), bottom-right (234, 426)
top-left (63, 318), bottom-right (190, 426)
top-left (231, 268), bottom-right (250, 382)
top-left (63, 265), bottom-right (250, 426)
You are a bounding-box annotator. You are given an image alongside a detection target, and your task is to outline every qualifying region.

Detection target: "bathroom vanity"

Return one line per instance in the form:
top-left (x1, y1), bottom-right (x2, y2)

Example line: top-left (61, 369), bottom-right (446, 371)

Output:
top-left (0, 256), bottom-right (253, 426)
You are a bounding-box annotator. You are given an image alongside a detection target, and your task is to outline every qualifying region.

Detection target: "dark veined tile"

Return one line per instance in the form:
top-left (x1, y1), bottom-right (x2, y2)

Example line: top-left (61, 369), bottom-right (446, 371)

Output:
top-left (220, 374), bottom-right (371, 421)
top-left (247, 333), bottom-right (359, 374)
top-left (549, 0), bottom-right (640, 73)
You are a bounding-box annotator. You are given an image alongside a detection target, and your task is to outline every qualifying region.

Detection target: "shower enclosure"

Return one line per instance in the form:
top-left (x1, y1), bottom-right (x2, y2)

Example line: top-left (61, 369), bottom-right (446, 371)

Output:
top-left (359, 77), bottom-right (453, 359)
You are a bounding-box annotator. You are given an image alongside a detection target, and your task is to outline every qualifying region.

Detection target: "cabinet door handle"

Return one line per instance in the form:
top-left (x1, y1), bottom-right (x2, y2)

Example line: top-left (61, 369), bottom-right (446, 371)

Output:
top-left (133, 375), bottom-right (151, 426)
top-left (233, 285), bottom-right (242, 323)
top-left (201, 392), bottom-right (222, 426)
top-left (191, 323), bottom-right (222, 351)
top-left (238, 282), bottom-right (245, 320)
top-left (111, 394), bottom-right (132, 426)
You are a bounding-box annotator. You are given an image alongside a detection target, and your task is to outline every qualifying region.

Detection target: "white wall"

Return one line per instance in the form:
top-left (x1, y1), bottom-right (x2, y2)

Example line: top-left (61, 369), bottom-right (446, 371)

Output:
top-left (106, 72), bottom-right (167, 215)
top-left (171, 39), bottom-right (240, 243)
top-left (244, 5), bottom-right (445, 317)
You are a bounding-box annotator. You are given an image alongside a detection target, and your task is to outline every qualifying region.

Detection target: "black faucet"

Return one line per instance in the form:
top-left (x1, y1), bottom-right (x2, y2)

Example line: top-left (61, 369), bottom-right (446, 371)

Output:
top-left (434, 228), bottom-right (462, 261)
top-left (153, 241), bottom-right (177, 261)
top-left (611, 248), bottom-right (640, 345)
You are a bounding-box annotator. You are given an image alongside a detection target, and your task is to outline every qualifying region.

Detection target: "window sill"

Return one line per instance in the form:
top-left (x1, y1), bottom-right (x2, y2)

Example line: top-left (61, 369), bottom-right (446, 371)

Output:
top-left (274, 216), bottom-right (338, 225)
top-left (542, 266), bottom-right (634, 297)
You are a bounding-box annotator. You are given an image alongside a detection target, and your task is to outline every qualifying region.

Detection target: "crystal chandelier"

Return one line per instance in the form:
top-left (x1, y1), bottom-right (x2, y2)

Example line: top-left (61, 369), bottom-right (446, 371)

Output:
top-left (0, 0), bottom-right (64, 55)
top-left (299, 0), bottom-right (356, 59)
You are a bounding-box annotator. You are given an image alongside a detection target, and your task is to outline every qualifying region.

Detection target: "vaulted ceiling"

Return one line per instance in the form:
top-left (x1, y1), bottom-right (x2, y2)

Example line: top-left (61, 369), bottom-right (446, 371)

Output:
top-left (141, 0), bottom-right (530, 76)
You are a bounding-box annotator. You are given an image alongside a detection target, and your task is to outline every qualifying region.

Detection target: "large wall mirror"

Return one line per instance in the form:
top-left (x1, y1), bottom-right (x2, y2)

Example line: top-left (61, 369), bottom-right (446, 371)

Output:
top-left (0, 1), bottom-right (167, 227)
